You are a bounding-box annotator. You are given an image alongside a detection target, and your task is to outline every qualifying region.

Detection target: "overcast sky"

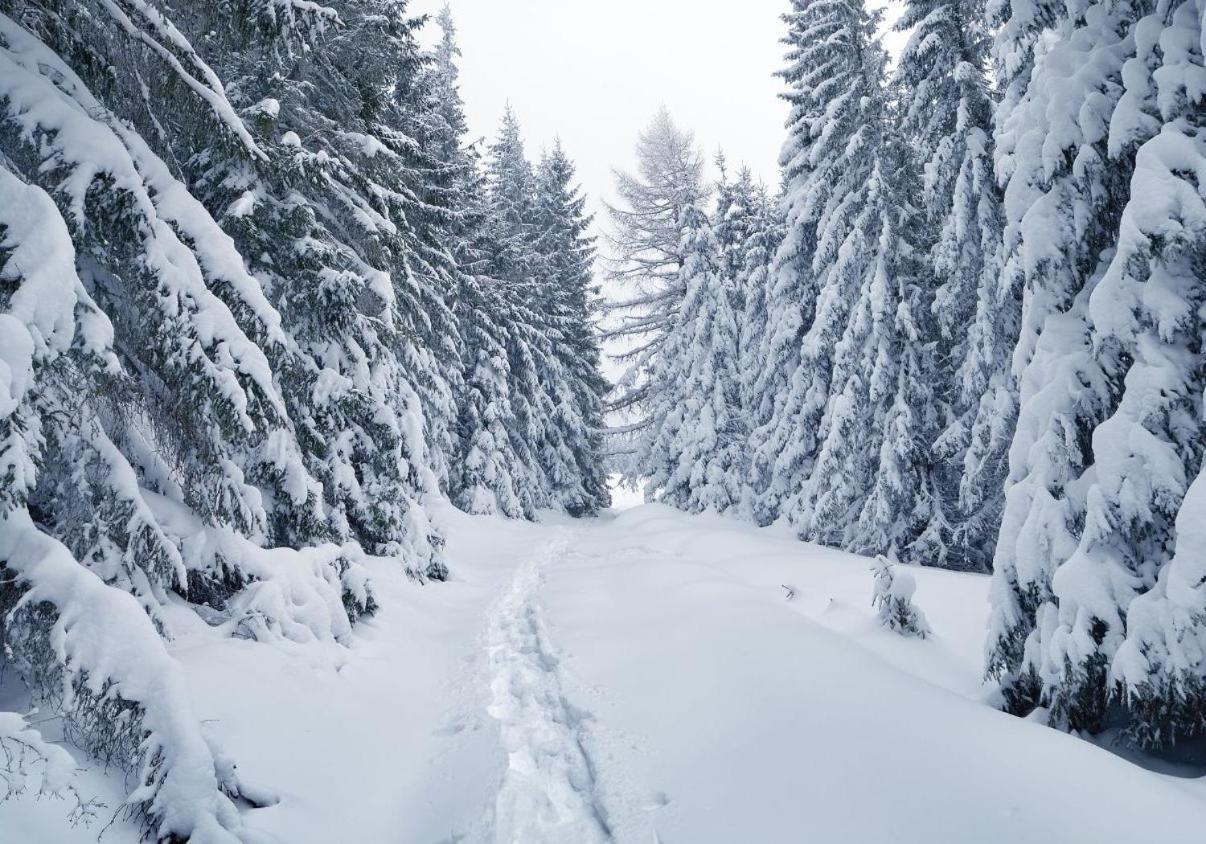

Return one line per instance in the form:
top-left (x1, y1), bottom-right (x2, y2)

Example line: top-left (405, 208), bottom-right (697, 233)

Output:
top-left (412, 0), bottom-right (907, 228)
top-left (412, 0), bottom-right (792, 219)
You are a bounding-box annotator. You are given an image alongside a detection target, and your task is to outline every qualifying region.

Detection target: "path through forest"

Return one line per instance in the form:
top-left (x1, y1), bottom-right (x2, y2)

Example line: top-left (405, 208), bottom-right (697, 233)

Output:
top-left (480, 528), bottom-right (612, 842)
top-left (11, 503), bottom-right (1206, 843)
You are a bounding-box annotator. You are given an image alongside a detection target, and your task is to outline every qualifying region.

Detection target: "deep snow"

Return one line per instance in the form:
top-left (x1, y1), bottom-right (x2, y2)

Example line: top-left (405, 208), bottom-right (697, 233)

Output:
top-left (6, 502), bottom-right (1206, 842)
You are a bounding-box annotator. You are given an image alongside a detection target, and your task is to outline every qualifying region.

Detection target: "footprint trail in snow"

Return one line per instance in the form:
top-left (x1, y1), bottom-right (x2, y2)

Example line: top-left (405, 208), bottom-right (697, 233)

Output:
top-left (482, 530), bottom-right (613, 843)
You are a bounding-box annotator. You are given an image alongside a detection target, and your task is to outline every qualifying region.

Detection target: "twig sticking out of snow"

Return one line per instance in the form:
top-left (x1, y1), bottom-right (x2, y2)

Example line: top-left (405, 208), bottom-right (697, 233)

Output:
top-left (871, 556), bottom-right (931, 639)
top-left (0, 710), bottom-right (104, 826)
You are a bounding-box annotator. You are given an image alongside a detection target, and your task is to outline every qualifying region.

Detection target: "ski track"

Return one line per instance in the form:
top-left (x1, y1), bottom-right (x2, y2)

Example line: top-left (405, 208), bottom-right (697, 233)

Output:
top-left (482, 529), bottom-right (613, 844)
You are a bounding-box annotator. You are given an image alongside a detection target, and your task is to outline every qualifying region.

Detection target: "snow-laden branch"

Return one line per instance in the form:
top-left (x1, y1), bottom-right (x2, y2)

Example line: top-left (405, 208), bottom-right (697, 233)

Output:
top-left (1, 510), bottom-right (251, 842)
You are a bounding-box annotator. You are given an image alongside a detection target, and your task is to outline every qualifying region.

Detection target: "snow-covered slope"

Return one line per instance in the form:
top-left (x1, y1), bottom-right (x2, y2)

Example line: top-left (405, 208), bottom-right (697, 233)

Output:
top-left (6, 503), bottom-right (1206, 842)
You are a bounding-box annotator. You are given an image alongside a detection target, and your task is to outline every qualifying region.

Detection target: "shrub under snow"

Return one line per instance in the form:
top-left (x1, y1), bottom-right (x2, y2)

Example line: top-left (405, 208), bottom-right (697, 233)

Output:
top-left (871, 557), bottom-right (932, 639)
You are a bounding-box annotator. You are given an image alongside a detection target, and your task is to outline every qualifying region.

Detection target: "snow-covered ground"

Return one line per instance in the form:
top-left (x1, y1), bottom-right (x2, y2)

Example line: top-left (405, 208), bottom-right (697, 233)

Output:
top-left (7, 503), bottom-right (1206, 842)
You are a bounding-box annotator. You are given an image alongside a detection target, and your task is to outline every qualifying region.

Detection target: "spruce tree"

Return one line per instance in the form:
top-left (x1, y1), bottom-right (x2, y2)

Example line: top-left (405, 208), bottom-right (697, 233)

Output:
top-left (481, 107), bottom-right (550, 508)
top-left (183, 0), bottom-right (450, 578)
top-left (849, 138), bottom-right (944, 564)
top-left (640, 204), bottom-right (745, 512)
top-left (533, 141), bottom-right (611, 515)
top-left (750, 0), bottom-right (887, 528)
top-left (0, 4), bottom-right (339, 836)
top-left (451, 263), bottom-right (533, 518)
top-left (1075, 0), bottom-right (1206, 744)
top-left (736, 182), bottom-right (784, 521)
top-left (895, 0), bottom-right (1012, 570)
top-left (984, 0), bottom-right (1137, 723)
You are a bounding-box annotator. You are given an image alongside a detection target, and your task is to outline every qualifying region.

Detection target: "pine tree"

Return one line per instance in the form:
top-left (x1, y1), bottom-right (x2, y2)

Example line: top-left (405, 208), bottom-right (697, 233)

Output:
top-left (750, 0), bottom-right (887, 529)
top-left (984, 0), bottom-right (1138, 724)
top-left (1077, 0), bottom-right (1206, 745)
top-left (533, 141), bottom-right (611, 515)
top-left (640, 203), bottom-right (745, 512)
top-left (603, 108), bottom-right (708, 472)
top-left (895, 0), bottom-right (1012, 570)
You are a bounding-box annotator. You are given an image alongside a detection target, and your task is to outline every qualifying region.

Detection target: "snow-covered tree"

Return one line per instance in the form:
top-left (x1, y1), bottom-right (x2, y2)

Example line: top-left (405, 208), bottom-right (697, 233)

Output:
top-left (712, 158), bottom-right (759, 290)
top-left (477, 109), bottom-right (555, 512)
top-left (871, 557), bottom-right (932, 638)
top-left (895, 0), bottom-right (1012, 571)
top-left (704, 162), bottom-right (771, 517)
top-left (749, 0), bottom-right (888, 529)
top-left (603, 108), bottom-right (708, 471)
top-left (445, 113), bottom-right (537, 517)
top-left (640, 204), bottom-right (745, 512)
top-left (0, 5), bottom-right (345, 837)
top-left (450, 266), bottom-right (533, 518)
top-left (984, 0), bottom-right (1137, 723)
top-left (1, 0), bottom-right (332, 597)
top-left (533, 141), bottom-right (611, 515)
top-left (469, 110), bottom-right (611, 517)
top-left (734, 186), bottom-right (784, 521)
top-left (849, 143), bottom-right (944, 565)
top-left (1068, 0), bottom-right (1206, 744)
top-left (184, 0), bottom-right (449, 578)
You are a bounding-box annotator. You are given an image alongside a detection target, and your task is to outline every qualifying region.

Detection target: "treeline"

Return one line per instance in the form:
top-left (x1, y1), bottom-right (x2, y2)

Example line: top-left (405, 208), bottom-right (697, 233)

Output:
top-left (0, 0), bottom-right (604, 838)
top-left (609, 0), bottom-right (1206, 746)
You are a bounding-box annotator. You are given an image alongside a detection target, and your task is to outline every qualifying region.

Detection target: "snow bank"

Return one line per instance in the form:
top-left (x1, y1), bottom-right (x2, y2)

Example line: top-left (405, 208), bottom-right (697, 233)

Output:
top-left (147, 492), bottom-right (375, 645)
top-left (1, 510), bottom-right (248, 842)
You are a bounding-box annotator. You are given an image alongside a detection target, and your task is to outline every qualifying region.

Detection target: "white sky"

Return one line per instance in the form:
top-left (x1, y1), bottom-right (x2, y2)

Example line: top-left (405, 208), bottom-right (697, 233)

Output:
top-left (412, 0), bottom-right (790, 217)
top-left (412, 1), bottom-right (908, 223)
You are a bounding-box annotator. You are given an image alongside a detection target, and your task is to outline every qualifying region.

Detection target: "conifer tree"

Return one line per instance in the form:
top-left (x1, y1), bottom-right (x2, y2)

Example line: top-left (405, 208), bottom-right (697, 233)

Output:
top-left (984, 0), bottom-right (1137, 723)
top-left (0, 4), bottom-right (352, 837)
top-left (640, 204), bottom-right (745, 512)
top-left (1067, 0), bottom-right (1206, 743)
top-left (736, 181), bottom-right (785, 522)
top-left (895, 0), bottom-right (1012, 570)
top-left (749, 0), bottom-right (887, 528)
top-left (712, 158), bottom-right (760, 293)
top-left (415, 15), bottom-right (537, 518)
top-left (481, 107), bottom-right (550, 507)
top-left (184, 0), bottom-right (450, 578)
top-left (533, 142), bottom-right (611, 515)
top-left (849, 138), bottom-right (944, 564)
top-left (451, 262), bottom-right (533, 518)
top-left (603, 108), bottom-right (708, 471)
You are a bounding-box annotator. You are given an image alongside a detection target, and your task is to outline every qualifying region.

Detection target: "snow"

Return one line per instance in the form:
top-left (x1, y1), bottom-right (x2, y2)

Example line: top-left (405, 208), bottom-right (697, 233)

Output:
top-left (0, 12), bottom-right (291, 414)
top-left (145, 491), bottom-right (373, 646)
top-left (96, 0), bottom-right (264, 158)
top-left (0, 509), bottom-right (246, 842)
top-left (0, 710), bottom-right (78, 798)
top-left (9, 503), bottom-right (1206, 842)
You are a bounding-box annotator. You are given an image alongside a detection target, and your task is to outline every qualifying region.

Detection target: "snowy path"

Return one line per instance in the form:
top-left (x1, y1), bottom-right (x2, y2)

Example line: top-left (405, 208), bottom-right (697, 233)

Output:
top-left (10, 502), bottom-right (1206, 842)
top-left (480, 530), bottom-right (612, 842)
